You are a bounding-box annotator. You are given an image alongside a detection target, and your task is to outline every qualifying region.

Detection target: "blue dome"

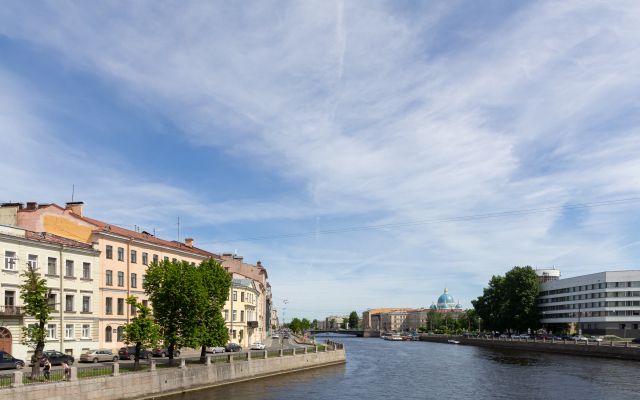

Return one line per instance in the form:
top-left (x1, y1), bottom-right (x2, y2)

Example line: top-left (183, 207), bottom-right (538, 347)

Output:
top-left (429, 302), bottom-right (436, 309)
top-left (438, 293), bottom-right (454, 304)
top-left (439, 303), bottom-right (450, 310)
top-left (455, 302), bottom-right (463, 309)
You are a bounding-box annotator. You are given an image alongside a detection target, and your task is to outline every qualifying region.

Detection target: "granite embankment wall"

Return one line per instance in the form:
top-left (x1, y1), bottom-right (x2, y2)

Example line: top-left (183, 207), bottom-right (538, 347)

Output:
top-left (420, 335), bottom-right (640, 360)
top-left (2, 347), bottom-right (346, 400)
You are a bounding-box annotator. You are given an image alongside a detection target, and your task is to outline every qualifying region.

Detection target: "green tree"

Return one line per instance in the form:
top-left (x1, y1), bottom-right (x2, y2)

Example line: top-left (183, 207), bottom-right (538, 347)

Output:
top-left (301, 318), bottom-right (311, 331)
top-left (144, 259), bottom-right (207, 362)
top-left (341, 318), bottom-right (348, 329)
top-left (348, 311), bottom-right (359, 330)
top-left (472, 275), bottom-right (507, 332)
top-left (272, 325), bottom-right (276, 330)
top-left (18, 266), bottom-right (52, 377)
top-left (196, 258), bottom-right (232, 357)
top-left (426, 309), bottom-right (442, 331)
top-left (504, 266), bottom-right (540, 332)
top-left (289, 318), bottom-right (302, 333)
top-left (312, 319), bottom-right (318, 329)
top-left (444, 313), bottom-right (455, 331)
top-left (122, 296), bottom-right (161, 366)
top-left (330, 318), bottom-right (336, 329)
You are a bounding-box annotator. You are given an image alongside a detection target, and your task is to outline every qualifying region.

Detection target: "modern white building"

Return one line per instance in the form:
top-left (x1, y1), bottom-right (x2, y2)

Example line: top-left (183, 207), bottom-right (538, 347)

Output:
top-left (538, 270), bottom-right (640, 338)
top-left (0, 223), bottom-right (101, 360)
top-left (535, 266), bottom-right (562, 284)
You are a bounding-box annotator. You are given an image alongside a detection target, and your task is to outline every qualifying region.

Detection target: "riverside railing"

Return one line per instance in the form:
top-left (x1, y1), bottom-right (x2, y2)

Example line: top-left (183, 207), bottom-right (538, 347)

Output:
top-left (2, 347), bottom-right (331, 389)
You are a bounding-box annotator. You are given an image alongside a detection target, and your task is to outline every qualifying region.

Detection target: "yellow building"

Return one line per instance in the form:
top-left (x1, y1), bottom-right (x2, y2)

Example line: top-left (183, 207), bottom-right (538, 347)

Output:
top-left (225, 277), bottom-right (260, 347)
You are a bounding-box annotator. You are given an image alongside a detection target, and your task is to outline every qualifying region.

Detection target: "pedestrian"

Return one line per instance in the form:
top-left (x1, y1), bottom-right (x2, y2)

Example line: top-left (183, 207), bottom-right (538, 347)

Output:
top-left (62, 361), bottom-right (71, 381)
top-left (43, 359), bottom-right (51, 381)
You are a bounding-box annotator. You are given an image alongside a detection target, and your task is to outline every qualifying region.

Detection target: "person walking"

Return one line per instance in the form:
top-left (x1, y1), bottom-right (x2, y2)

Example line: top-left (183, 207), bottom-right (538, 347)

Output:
top-left (43, 359), bottom-right (51, 381)
top-left (62, 361), bottom-right (71, 381)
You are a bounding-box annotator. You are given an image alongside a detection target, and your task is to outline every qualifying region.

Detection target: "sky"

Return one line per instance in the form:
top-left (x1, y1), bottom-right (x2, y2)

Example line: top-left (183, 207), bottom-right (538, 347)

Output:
top-left (2, 0), bottom-right (640, 321)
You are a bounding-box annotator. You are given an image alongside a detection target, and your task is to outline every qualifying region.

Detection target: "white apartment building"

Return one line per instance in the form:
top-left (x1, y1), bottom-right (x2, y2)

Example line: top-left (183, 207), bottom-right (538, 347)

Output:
top-left (0, 223), bottom-right (101, 360)
top-left (538, 270), bottom-right (640, 338)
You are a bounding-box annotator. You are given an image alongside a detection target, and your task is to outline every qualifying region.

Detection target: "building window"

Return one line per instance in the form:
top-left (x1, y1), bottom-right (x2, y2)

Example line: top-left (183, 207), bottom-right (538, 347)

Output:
top-left (47, 257), bottom-right (57, 275)
top-left (82, 324), bottom-right (90, 339)
top-left (241, 292), bottom-right (245, 302)
top-left (117, 247), bottom-right (124, 261)
top-left (4, 251), bottom-right (16, 270)
top-left (118, 271), bottom-right (124, 286)
top-left (172, 258), bottom-right (177, 263)
top-left (117, 326), bottom-right (123, 342)
top-left (241, 310), bottom-right (244, 322)
top-left (65, 324), bottom-right (74, 339)
top-left (153, 255), bottom-right (158, 264)
top-left (164, 256), bottom-right (169, 261)
top-left (117, 298), bottom-right (124, 315)
top-left (233, 330), bottom-right (236, 339)
top-left (106, 270), bottom-right (113, 285)
top-left (131, 303), bottom-right (137, 315)
top-left (65, 295), bottom-right (74, 311)
top-left (82, 296), bottom-right (90, 312)
top-left (142, 275), bottom-right (146, 287)
top-left (233, 291), bottom-right (237, 301)
top-left (142, 253), bottom-right (148, 265)
top-left (106, 245), bottom-right (113, 259)
top-left (191, 262), bottom-right (195, 266)
top-left (233, 310), bottom-right (237, 321)
top-left (48, 293), bottom-right (57, 311)
top-left (131, 273), bottom-right (137, 288)
top-left (65, 260), bottom-right (74, 277)
top-left (47, 324), bottom-right (56, 339)
top-left (225, 310), bottom-right (229, 321)
top-left (106, 298), bottom-right (113, 314)
top-left (131, 250), bottom-right (137, 263)
top-left (4, 291), bottom-right (15, 307)
top-left (105, 326), bottom-right (112, 342)
top-left (142, 300), bottom-right (148, 308)
top-left (82, 262), bottom-right (91, 279)
top-left (28, 254), bottom-right (38, 270)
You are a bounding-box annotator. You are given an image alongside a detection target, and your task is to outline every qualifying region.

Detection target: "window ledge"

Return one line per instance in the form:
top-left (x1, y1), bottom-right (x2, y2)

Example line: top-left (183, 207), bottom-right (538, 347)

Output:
top-left (106, 283), bottom-right (113, 286)
top-left (81, 338), bottom-right (92, 340)
top-left (2, 269), bottom-right (18, 274)
top-left (45, 274), bottom-right (59, 278)
top-left (65, 338), bottom-right (75, 341)
top-left (80, 278), bottom-right (93, 282)
top-left (80, 311), bottom-right (92, 314)
top-left (51, 310), bottom-right (59, 313)
top-left (64, 276), bottom-right (77, 280)
top-left (46, 339), bottom-right (59, 342)
top-left (64, 311), bottom-right (76, 314)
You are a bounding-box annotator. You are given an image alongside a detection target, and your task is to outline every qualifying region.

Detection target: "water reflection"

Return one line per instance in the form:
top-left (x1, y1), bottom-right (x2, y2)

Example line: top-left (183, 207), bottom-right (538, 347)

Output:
top-left (166, 335), bottom-right (640, 400)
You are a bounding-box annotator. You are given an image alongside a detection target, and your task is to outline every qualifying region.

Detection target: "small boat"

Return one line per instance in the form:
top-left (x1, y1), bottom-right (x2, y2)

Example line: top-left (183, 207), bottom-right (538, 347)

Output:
top-left (385, 334), bottom-right (403, 341)
top-left (448, 339), bottom-right (460, 344)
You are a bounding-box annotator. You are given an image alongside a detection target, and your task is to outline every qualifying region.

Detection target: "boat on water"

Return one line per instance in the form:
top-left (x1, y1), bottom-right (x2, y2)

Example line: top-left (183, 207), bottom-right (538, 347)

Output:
top-left (448, 339), bottom-right (460, 344)
top-left (384, 334), bottom-right (403, 341)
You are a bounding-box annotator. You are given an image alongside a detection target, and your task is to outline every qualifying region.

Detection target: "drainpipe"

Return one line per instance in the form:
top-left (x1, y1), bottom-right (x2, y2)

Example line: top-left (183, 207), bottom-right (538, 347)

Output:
top-left (126, 238), bottom-right (132, 324)
top-left (60, 244), bottom-right (65, 353)
top-left (230, 282), bottom-right (234, 344)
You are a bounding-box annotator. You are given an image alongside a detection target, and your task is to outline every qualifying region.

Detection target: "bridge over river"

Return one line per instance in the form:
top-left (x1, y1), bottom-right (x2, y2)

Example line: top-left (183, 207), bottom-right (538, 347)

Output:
top-left (309, 329), bottom-right (380, 338)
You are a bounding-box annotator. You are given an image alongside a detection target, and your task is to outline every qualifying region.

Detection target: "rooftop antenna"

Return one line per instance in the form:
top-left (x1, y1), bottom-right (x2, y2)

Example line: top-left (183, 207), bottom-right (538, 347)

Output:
top-left (153, 229), bottom-right (156, 237)
top-left (176, 217), bottom-right (180, 241)
top-left (72, 184), bottom-right (74, 202)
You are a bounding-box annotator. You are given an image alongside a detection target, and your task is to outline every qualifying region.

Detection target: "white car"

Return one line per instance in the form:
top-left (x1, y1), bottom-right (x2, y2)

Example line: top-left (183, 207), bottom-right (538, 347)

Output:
top-left (587, 337), bottom-right (602, 342)
top-left (500, 334), bottom-right (509, 338)
top-left (251, 342), bottom-right (266, 350)
top-left (510, 334), bottom-right (520, 338)
top-left (272, 334), bottom-right (279, 339)
top-left (206, 346), bottom-right (225, 353)
top-left (573, 336), bottom-right (588, 341)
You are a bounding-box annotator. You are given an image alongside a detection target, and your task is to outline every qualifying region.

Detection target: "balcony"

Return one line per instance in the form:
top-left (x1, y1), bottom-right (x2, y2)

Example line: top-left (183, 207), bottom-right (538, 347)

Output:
top-left (0, 306), bottom-right (23, 316)
top-left (247, 321), bottom-right (259, 328)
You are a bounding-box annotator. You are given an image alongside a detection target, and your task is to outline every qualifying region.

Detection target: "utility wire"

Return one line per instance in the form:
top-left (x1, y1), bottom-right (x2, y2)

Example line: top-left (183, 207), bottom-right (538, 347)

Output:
top-left (200, 197), bottom-right (640, 245)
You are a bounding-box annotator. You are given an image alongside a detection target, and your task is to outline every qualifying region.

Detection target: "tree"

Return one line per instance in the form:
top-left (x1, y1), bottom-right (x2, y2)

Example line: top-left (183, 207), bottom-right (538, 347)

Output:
top-left (312, 319), bottom-right (318, 329)
top-left (348, 311), bottom-right (359, 330)
top-left (144, 259), bottom-right (207, 362)
top-left (122, 296), bottom-right (161, 366)
top-left (444, 313), bottom-right (455, 332)
top-left (289, 318), bottom-right (302, 333)
top-left (238, 329), bottom-right (244, 344)
top-left (301, 318), bottom-right (311, 331)
top-left (272, 325), bottom-right (276, 330)
top-left (426, 309), bottom-right (442, 331)
top-left (472, 275), bottom-right (507, 332)
top-left (196, 258), bottom-right (232, 357)
top-left (341, 318), bottom-right (348, 329)
top-left (18, 266), bottom-right (52, 378)
top-left (330, 318), bottom-right (336, 329)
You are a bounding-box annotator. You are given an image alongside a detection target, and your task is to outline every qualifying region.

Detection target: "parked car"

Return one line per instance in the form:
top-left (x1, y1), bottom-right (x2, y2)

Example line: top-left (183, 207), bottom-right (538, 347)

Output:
top-left (152, 348), bottom-right (181, 358)
top-left (272, 334), bottom-right (279, 339)
top-left (499, 334), bottom-right (509, 338)
top-left (37, 350), bottom-right (74, 366)
top-left (225, 343), bottom-right (242, 352)
top-left (560, 335), bottom-right (574, 340)
top-left (284, 334), bottom-right (289, 339)
top-left (587, 337), bottom-right (603, 342)
top-left (0, 351), bottom-right (24, 370)
top-left (119, 347), bottom-right (154, 360)
top-left (206, 346), bottom-right (225, 353)
top-left (510, 334), bottom-right (520, 338)
top-left (573, 336), bottom-right (588, 341)
top-left (631, 338), bottom-right (640, 344)
top-left (81, 349), bottom-right (118, 363)
top-left (251, 342), bottom-right (266, 350)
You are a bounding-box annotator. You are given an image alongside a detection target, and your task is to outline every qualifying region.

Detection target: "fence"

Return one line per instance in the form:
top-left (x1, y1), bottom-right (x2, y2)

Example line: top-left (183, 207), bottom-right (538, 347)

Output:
top-left (0, 374), bottom-right (13, 388)
top-left (23, 368), bottom-right (66, 385)
top-left (77, 365), bottom-right (113, 379)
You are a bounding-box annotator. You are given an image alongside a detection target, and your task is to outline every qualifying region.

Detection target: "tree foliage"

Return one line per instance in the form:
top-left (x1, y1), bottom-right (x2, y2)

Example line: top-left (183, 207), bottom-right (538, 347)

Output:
top-left (18, 266), bottom-right (52, 377)
top-left (340, 318), bottom-right (348, 329)
top-left (122, 296), bottom-right (161, 364)
top-left (426, 309), bottom-right (442, 330)
top-left (348, 311), bottom-right (359, 329)
top-left (196, 258), bottom-right (232, 357)
top-left (289, 318), bottom-right (302, 333)
top-left (472, 266), bottom-right (540, 333)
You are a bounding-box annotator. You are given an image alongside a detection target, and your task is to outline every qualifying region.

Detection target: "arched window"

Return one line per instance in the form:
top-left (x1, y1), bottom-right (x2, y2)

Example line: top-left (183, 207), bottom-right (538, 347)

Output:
top-left (105, 326), bottom-right (112, 342)
top-left (117, 326), bottom-right (123, 342)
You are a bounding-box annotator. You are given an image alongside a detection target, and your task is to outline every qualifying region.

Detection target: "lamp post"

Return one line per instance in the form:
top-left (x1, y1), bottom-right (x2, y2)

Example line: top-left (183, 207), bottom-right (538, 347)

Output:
top-left (479, 317), bottom-right (481, 334)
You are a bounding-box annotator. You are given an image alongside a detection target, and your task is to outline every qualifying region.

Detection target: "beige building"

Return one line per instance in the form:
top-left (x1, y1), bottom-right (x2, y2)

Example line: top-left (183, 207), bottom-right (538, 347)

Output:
top-left (225, 277), bottom-right (260, 347)
top-left (362, 308), bottom-right (415, 330)
top-left (5, 202), bottom-right (221, 351)
top-left (0, 222), bottom-right (100, 360)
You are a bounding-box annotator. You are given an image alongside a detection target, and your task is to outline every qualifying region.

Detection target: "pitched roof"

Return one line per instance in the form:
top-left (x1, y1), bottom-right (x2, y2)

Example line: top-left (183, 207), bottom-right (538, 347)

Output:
top-left (23, 231), bottom-right (97, 251)
top-left (80, 216), bottom-right (220, 259)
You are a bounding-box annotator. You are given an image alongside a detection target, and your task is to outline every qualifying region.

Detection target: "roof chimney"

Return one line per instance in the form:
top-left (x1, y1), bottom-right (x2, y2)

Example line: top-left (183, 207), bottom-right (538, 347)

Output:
top-left (185, 238), bottom-right (193, 248)
top-left (1, 203), bottom-right (24, 210)
top-left (257, 261), bottom-right (262, 267)
top-left (26, 202), bottom-right (38, 210)
top-left (65, 201), bottom-right (84, 217)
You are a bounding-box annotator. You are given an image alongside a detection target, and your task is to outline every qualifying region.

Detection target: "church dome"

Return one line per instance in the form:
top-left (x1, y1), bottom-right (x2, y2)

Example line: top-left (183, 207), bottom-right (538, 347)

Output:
top-left (455, 301), bottom-right (463, 309)
top-left (437, 287), bottom-right (455, 306)
top-left (429, 301), bottom-right (436, 309)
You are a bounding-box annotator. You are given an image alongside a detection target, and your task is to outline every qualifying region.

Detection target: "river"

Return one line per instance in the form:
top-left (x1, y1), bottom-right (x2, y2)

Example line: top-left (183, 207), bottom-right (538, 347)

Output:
top-left (164, 334), bottom-right (640, 399)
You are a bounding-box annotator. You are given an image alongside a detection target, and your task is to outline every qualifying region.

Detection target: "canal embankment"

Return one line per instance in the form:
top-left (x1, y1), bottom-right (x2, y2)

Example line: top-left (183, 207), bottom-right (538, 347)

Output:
top-left (420, 334), bottom-right (640, 360)
top-left (0, 345), bottom-right (346, 400)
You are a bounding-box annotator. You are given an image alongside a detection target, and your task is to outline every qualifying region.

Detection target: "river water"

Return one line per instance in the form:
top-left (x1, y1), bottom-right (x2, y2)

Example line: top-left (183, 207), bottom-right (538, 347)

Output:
top-left (165, 334), bottom-right (640, 399)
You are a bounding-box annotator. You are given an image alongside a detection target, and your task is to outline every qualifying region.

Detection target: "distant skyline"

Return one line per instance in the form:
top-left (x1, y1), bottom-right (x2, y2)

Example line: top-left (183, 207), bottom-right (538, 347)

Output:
top-left (2, 1), bottom-right (640, 320)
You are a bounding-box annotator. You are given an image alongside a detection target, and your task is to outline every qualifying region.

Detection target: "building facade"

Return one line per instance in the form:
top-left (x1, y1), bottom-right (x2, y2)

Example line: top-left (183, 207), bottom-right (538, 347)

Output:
top-left (225, 278), bottom-right (260, 347)
top-left (538, 270), bottom-right (640, 338)
top-left (0, 223), bottom-right (100, 360)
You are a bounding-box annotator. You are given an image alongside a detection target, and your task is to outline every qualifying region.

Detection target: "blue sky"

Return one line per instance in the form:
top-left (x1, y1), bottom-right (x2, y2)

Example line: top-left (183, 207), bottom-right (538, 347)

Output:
top-left (2, 0), bottom-right (640, 321)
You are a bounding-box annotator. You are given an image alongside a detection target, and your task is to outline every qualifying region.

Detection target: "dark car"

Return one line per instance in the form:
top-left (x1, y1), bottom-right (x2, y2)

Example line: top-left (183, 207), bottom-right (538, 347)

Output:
top-left (631, 338), bottom-right (640, 344)
top-left (560, 335), bottom-right (574, 341)
top-left (151, 348), bottom-right (181, 358)
top-left (37, 350), bottom-right (74, 366)
top-left (119, 347), bottom-right (153, 360)
top-left (225, 343), bottom-right (242, 352)
top-left (0, 351), bottom-right (24, 370)
top-left (284, 334), bottom-right (289, 339)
